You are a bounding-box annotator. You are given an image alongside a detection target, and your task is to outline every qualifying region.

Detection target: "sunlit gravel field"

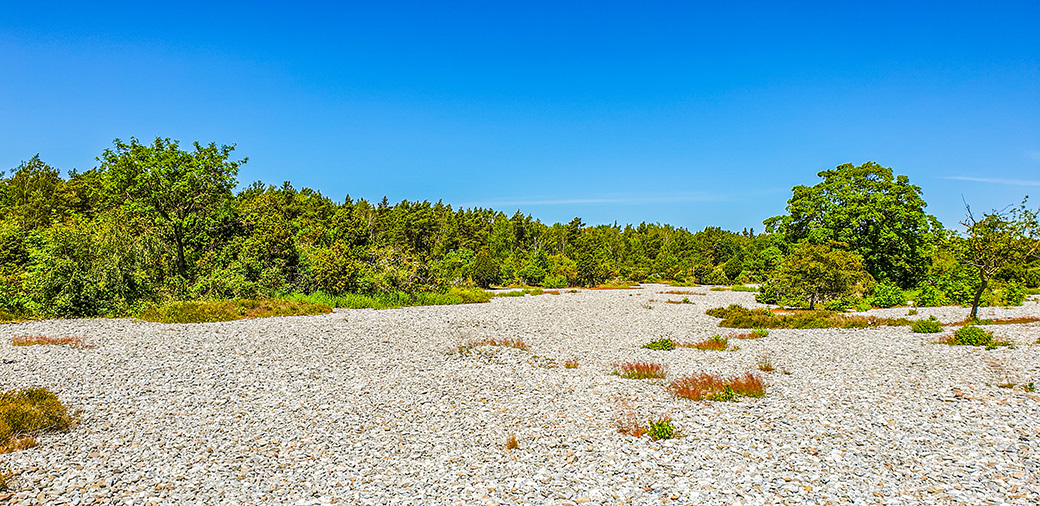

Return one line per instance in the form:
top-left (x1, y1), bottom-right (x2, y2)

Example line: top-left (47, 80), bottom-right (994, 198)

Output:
top-left (2, 286), bottom-right (1039, 505)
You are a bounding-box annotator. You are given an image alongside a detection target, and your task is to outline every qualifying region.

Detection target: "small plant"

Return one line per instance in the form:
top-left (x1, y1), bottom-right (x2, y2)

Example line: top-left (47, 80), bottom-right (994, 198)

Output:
top-left (907, 308), bottom-right (918, 316)
top-left (563, 360), bottom-right (579, 369)
top-left (1, 388), bottom-right (76, 453)
top-left (732, 328), bottom-right (769, 339)
top-left (686, 335), bottom-right (729, 351)
top-left (640, 303), bottom-right (653, 310)
top-left (505, 435), bottom-right (519, 450)
top-left (1026, 382), bottom-right (1036, 392)
top-left (613, 361), bottom-right (667, 380)
top-left (646, 416), bottom-right (676, 440)
top-left (456, 337), bottom-right (529, 353)
top-left (642, 338), bottom-right (675, 351)
top-left (910, 316), bottom-right (943, 333)
top-left (10, 335), bottom-right (92, 349)
top-left (943, 325), bottom-right (1013, 348)
top-left (757, 356), bottom-right (775, 372)
top-left (668, 373), bottom-right (765, 402)
top-left (614, 399), bottom-right (646, 438)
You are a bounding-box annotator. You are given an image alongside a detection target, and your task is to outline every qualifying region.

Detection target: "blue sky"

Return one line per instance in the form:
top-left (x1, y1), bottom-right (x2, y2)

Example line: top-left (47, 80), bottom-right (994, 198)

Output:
top-left (1, 1), bottom-right (1037, 231)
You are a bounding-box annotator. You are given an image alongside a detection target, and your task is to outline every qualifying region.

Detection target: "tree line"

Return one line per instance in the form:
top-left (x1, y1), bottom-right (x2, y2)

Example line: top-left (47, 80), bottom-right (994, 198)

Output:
top-left (1, 137), bottom-right (1036, 319)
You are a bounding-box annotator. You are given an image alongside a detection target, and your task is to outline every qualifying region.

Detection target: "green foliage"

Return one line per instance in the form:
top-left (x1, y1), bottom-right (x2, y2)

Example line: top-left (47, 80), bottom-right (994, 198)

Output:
top-left (764, 161), bottom-right (939, 287)
top-left (138, 299), bottom-right (331, 323)
top-left (542, 274), bottom-right (567, 288)
top-left (770, 242), bottom-right (873, 309)
top-left (471, 250), bottom-right (500, 289)
top-left (706, 304), bottom-right (911, 329)
top-left (642, 338), bottom-right (676, 351)
top-left (961, 199), bottom-right (1040, 318)
top-left (285, 287), bottom-right (491, 310)
top-left (914, 283), bottom-right (950, 307)
top-left (910, 316), bottom-right (943, 333)
top-left (947, 325), bottom-right (1013, 348)
top-left (730, 284), bottom-right (758, 292)
top-left (869, 282), bottom-right (906, 308)
top-left (645, 417), bottom-right (676, 440)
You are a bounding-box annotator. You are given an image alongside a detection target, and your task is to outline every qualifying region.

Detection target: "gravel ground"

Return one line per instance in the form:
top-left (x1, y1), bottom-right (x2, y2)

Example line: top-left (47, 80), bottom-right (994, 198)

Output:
top-left (1, 285), bottom-right (1039, 505)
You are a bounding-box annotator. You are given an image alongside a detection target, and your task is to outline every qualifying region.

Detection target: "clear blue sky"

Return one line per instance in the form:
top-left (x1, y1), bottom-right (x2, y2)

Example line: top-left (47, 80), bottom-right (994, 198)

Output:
top-left (2, 1), bottom-right (1037, 232)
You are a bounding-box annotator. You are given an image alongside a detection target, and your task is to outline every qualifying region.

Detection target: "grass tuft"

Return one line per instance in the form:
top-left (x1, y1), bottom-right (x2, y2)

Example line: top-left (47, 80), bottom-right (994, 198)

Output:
top-left (612, 361), bottom-right (667, 379)
top-left (757, 356), bottom-right (775, 373)
top-left (706, 305), bottom-right (911, 329)
top-left (1, 388), bottom-right (76, 454)
top-left (642, 338), bottom-right (675, 351)
top-left (731, 328), bottom-right (769, 339)
top-left (668, 373), bottom-right (765, 402)
top-left (11, 335), bottom-right (92, 349)
top-left (678, 335), bottom-right (730, 351)
top-left (910, 316), bottom-right (943, 333)
top-left (615, 399), bottom-right (647, 438)
top-left (505, 435), bottom-right (519, 450)
top-left (940, 326), bottom-right (1014, 349)
top-left (659, 290), bottom-right (704, 295)
top-left (563, 360), bottom-right (579, 369)
top-left (646, 416), bottom-right (676, 440)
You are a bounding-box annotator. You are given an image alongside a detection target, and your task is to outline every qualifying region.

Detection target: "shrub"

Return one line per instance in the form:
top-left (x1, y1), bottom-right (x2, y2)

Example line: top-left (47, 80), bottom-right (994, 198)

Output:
top-left (869, 282), bottom-right (906, 308)
top-left (642, 338), bottom-right (675, 351)
top-left (757, 356), bottom-right (775, 372)
top-left (705, 304), bottom-right (910, 329)
top-left (543, 274), bottom-right (567, 289)
top-left (914, 283), bottom-right (950, 307)
top-left (997, 281), bottom-right (1027, 306)
top-left (1, 388), bottom-right (76, 453)
top-left (470, 250), bottom-right (500, 289)
top-left (646, 416), bottom-right (676, 440)
top-left (910, 316), bottom-right (943, 333)
top-left (613, 361), bottom-right (667, 380)
top-left (943, 326), bottom-right (1013, 349)
top-left (668, 373), bottom-right (765, 402)
top-left (681, 335), bottom-right (729, 351)
top-left (730, 285), bottom-right (758, 292)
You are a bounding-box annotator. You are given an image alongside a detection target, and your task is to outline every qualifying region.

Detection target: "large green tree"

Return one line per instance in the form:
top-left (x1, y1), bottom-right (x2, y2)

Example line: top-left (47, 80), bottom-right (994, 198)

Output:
top-left (774, 242), bottom-right (872, 310)
top-left (98, 137), bottom-right (245, 280)
top-left (764, 161), bottom-right (940, 288)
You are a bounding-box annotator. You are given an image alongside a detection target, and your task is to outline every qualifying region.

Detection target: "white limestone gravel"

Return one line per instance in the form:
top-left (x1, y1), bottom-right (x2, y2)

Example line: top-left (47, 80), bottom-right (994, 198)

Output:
top-left (1, 285), bottom-right (1039, 505)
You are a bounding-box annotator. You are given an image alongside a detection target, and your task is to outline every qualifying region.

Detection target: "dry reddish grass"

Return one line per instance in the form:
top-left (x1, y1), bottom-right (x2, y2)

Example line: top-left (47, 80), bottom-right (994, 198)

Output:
top-left (677, 335), bottom-right (729, 351)
top-left (458, 337), bottom-right (529, 353)
top-left (948, 316), bottom-right (1040, 326)
top-left (10, 335), bottom-right (92, 349)
top-left (505, 435), bottom-right (519, 450)
top-left (668, 373), bottom-right (765, 401)
top-left (563, 360), bottom-right (579, 369)
top-left (613, 361), bottom-right (667, 379)
top-left (543, 290), bottom-right (561, 295)
top-left (659, 290), bottom-right (704, 295)
top-left (615, 399), bottom-right (647, 438)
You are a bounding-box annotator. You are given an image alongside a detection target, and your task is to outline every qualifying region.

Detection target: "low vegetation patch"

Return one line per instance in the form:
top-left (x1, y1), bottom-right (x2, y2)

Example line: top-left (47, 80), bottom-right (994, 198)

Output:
top-left (139, 299), bottom-right (331, 323)
top-left (668, 373), bottom-right (765, 402)
top-left (730, 285), bottom-right (758, 292)
top-left (757, 356), bottom-right (775, 372)
top-left (709, 286), bottom-right (729, 291)
top-left (642, 338), bottom-right (675, 351)
top-left (645, 416), bottom-right (676, 440)
top-left (10, 335), bottom-right (92, 349)
top-left (910, 316), bottom-right (943, 333)
top-left (706, 305), bottom-right (911, 329)
top-left (679, 335), bottom-right (731, 351)
top-left (612, 361), bottom-right (667, 379)
top-left (505, 435), bottom-right (519, 450)
top-left (286, 287), bottom-right (491, 310)
top-left (731, 328), bottom-right (769, 339)
top-left (457, 337), bottom-right (529, 353)
top-left (663, 297), bottom-right (692, 305)
top-left (494, 288), bottom-right (553, 297)
top-left (563, 360), bottom-right (579, 369)
top-left (941, 326), bottom-right (1014, 349)
top-left (948, 316), bottom-right (1040, 326)
top-left (1, 388), bottom-right (76, 454)
top-left (659, 290), bottom-right (704, 295)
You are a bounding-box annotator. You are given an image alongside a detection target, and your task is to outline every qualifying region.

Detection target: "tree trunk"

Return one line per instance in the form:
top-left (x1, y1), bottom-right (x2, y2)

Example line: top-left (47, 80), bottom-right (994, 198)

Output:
top-left (969, 277), bottom-right (987, 320)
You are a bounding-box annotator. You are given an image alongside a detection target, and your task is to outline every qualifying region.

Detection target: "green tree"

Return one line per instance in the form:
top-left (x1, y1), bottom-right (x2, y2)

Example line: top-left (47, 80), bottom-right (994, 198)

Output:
top-left (98, 137), bottom-right (245, 280)
top-left (773, 242), bottom-right (872, 310)
top-left (961, 199), bottom-right (1040, 319)
top-left (764, 162), bottom-right (939, 288)
top-left (470, 249), bottom-right (499, 289)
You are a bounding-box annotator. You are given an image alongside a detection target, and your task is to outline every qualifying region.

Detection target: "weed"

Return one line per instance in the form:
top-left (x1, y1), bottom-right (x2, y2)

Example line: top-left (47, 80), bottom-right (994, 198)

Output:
top-left (1026, 382), bottom-right (1036, 392)
top-left (613, 361), bottom-right (667, 380)
top-left (494, 288), bottom-right (546, 298)
top-left (682, 335), bottom-right (730, 351)
top-left (757, 356), bottom-right (775, 373)
top-left (907, 308), bottom-right (918, 316)
top-left (614, 399), bottom-right (646, 438)
top-left (139, 299), bottom-right (331, 323)
top-left (505, 435), bottom-right (519, 450)
top-left (11, 335), bottom-right (92, 349)
top-left (563, 360), bottom-right (579, 369)
top-left (709, 286), bottom-right (729, 291)
top-left (668, 373), bottom-right (765, 402)
top-left (706, 305), bottom-right (911, 329)
top-left (910, 316), bottom-right (943, 333)
top-left (543, 290), bottom-right (561, 295)
top-left (659, 290), bottom-right (703, 295)
top-left (1, 388), bottom-right (76, 453)
top-left (998, 382), bottom-right (1015, 389)
top-left (456, 338), bottom-right (529, 353)
top-left (642, 338), bottom-right (675, 351)
top-left (646, 416), bottom-right (676, 440)
top-left (682, 297), bottom-right (691, 304)
top-left (730, 285), bottom-right (758, 292)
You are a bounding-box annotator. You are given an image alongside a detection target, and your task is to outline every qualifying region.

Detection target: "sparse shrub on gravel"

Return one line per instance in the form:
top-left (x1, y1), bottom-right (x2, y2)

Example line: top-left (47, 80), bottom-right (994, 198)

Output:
top-left (869, 282), bottom-right (907, 308)
top-left (1, 388), bottom-right (76, 454)
top-left (731, 328), bottom-right (769, 339)
top-left (615, 399), bottom-right (647, 438)
top-left (942, 326), bottom-right (1013, 349)
top-left (642, 338), bottom-right (675, 351)
top-left (11, 335), bottom-right (92, 348)
top-left (563, 360), bottom-right (579, 369)
top-left (730, 285), bottom-right (758, 292)
top-left (668, 373), bottom-right (765, 402)
top-left (910, 316), bottom-right (943, 333)
top-left (681, 335), bottom-right (730, 351)
top-left (456, 338), bottom-right (529, 353)
top-left (705, 305), bottom-right (911, 329)
top-left (757, 356), bottom-right (775, 372)
top-left (613, 361), bottom-right (667, 379)
top-left (139, 299), bottom-right (331, 323)
top-left (646, 416), bottom-right (676, 440)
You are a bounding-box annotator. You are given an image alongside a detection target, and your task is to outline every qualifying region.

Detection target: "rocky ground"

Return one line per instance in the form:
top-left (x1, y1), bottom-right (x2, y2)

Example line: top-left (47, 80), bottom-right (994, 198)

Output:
top-left (1, 286), bottom-right (1038, 505)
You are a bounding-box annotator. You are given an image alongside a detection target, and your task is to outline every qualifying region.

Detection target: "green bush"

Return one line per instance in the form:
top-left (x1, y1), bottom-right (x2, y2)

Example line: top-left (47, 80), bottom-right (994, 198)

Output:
top-left (910, 316), bottom-right (942, 333)
top-left (646, 417), bottom-right (676, 440)
top-left (643, 338), bottom-right (675, 351)
top-left (471, 250), bottom-right (500, 289)
top-left (997, 281), bottom-right (1027, 306)
top-left (138, 299), bottom-right (331, 323)
top-left (869, 282), bottom-right (906, 308)
top-left (950, 326), bottom-right (993, 346)
top-left (705, 304), bottom-right (911, 329)
top-left (914, 283), bottom-right (949, 307)
top-left (543, 274), bottom-right (567, 289)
